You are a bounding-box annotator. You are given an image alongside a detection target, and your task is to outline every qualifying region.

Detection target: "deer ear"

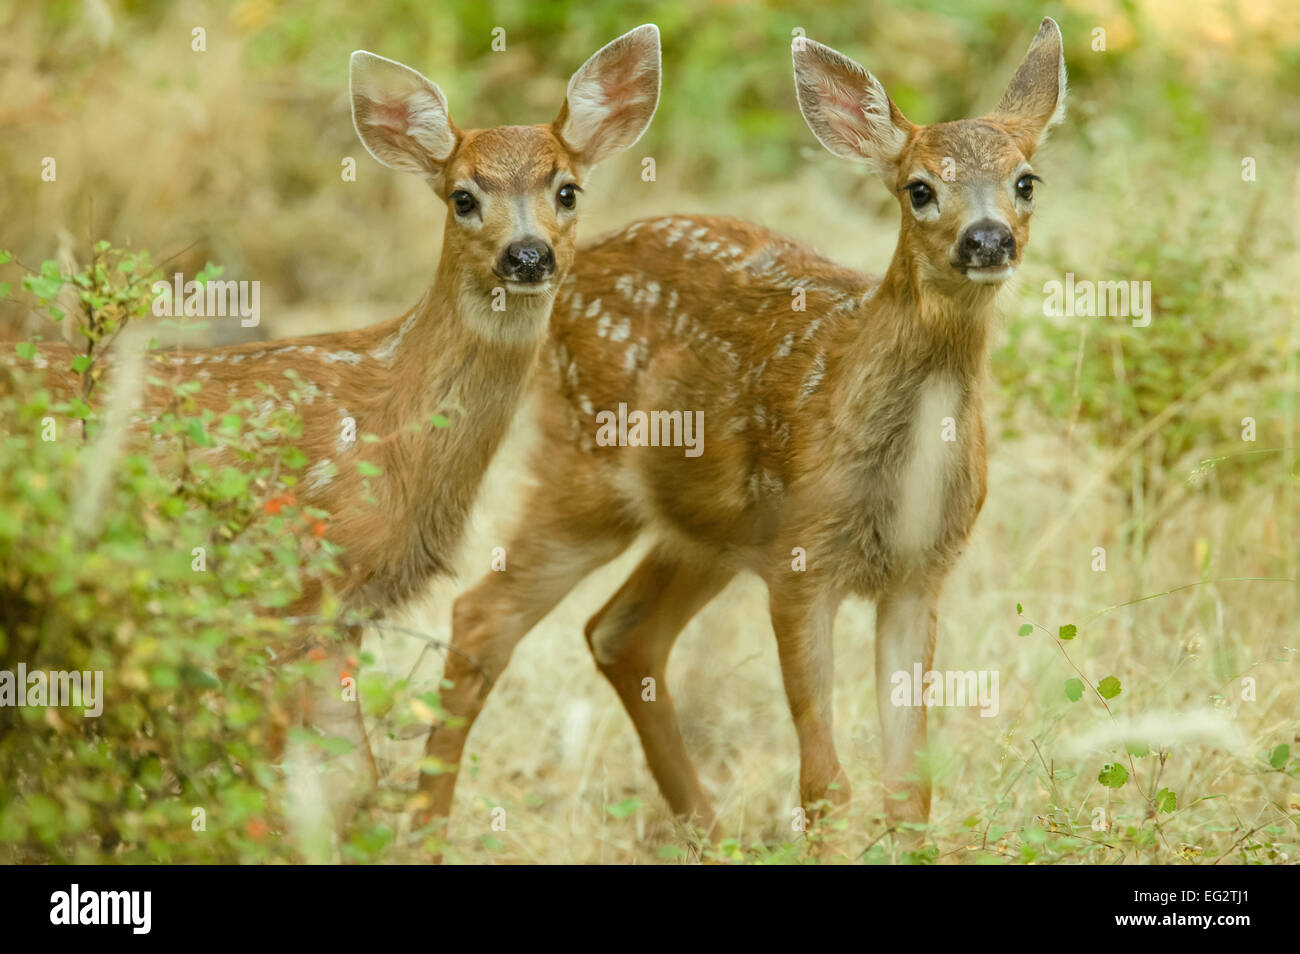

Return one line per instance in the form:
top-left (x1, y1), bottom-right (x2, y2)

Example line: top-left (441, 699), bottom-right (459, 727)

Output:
top-left (554, 24), bottom-right (661, 175)
top-left (993, 18), bottom-right (1068, 152)
top-left (793, 39), bottom-right (912, 177)
top-left (350, 51), bottom-right (457, 180)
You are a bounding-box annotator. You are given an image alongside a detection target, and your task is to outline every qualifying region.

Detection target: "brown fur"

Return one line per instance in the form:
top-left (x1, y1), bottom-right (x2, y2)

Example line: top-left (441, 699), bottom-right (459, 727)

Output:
top-left (419, 20), bottom-right (1068, 845)
top-left (20, 125), bottom-right (576, 615)
top-left (4, 26), bottom-right (663, 819)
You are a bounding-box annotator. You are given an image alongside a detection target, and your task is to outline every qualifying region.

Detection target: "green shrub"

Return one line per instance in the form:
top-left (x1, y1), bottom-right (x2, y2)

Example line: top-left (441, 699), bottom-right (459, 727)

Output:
top-left (0, 245), bottom-right (357, 862)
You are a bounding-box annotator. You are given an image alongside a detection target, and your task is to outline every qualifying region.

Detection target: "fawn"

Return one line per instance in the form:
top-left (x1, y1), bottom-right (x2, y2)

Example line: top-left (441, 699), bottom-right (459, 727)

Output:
top-left (417, 19), bottom-right (1066, 841)
top-left (13, 26), bottom-right (661, 807)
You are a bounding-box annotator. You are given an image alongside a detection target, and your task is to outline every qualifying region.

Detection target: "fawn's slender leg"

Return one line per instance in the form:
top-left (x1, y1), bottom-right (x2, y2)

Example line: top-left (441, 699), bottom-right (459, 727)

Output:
top-left (767, 582), bottom-right (848, 821)
top-left (417, 522), bottom-right (632, 827)
top-left (283, 624), bottom-right (377, 827)
top-left (307, 625), bottom-right (376, 771)
top-left (583, 548), bottom-right (734, 831)
top-left (874, 576), bottom-right (939, 827)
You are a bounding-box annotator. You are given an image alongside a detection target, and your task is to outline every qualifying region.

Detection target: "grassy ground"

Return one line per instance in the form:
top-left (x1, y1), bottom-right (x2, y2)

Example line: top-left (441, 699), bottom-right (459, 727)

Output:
top-left (363, 164), bottom-right (1298, 863)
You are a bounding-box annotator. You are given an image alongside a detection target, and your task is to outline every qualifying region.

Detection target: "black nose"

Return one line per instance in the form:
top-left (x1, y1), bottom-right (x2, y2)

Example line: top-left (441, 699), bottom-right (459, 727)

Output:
top-left (500, 240), bottom-right (555, 284)
top-left (958, 220), bottom-right (1015, 267)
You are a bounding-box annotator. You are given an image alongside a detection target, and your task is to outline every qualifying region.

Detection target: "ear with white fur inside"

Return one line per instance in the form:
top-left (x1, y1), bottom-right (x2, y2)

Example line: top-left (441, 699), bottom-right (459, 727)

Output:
top-left (350, 51), bottom-right (457, 180)
top-left (792, 39), bottom-right (914, 178)
top-left (554, 24), bottom-right (661, 176)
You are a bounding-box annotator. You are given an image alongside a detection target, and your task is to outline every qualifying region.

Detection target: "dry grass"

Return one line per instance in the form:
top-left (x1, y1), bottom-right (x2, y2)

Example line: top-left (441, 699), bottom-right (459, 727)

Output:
top-left (366, 375), bottom-right (1295, 864)
top-left (355, 166), bottom-right (1298, 864)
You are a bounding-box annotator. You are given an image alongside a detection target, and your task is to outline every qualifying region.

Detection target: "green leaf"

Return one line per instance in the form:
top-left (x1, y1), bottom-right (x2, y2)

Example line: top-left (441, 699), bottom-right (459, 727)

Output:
top-left (1097, 676), bottom-right (1122, 700)
top-left (179, 665), bottom-right (221, 689)
top-left (1125, 740), bottom-right (1150, 757)
top-left (1098, 762), bottom-right (1128, 788)
top-left (137, 755), bottom-right (164, 790)
top-left (186, 417), bottom-right (213, 447)
top-left (1017, 623), bottom-right (1033, 637)
top-left (1155, 787), bottom-right (1177, 813)
top-left (417, 757), bottom-right (452, 776)
top-left (257, 589), bottom-right (296, 609)
top-left (656, 844), bottom-right (688, 860)
top-left (195, 262), bottom-right (224, 284)
top-left (214, 467), bottom-right (250, 499)
top-left (356, 460), bottom-right (382, 477)
top-left (22, 273), bottom-right (63, 299)
top-left (1015, 602), bottom-right (1023, 614)
top-left (15, 341), bottom-right (35, 360)
top-left (480, 834), bottom-right (503, 851)
top-left (149, 666), bottom-right (179, 689)
top-left (280, 446), bottom-right (308, 468)
top-left (1057, 624), bottom-right (1077, 640)
top-left (70, 355), bottom-right (92, 373)
top-left (1268, 744), bottom-right (1290, 770)
top-left (26, 793), bottom-right (60, 835)
top-left (1064, 678), bottom-right (1084, 702)
top-left (0, 250), bottom-right (12, 265)
top-left (318, 735), bottom-right (355, 756)
top-left (605, 797), bottom-right (640, 819)
top-left (430, 414), bottom-right (451, 429)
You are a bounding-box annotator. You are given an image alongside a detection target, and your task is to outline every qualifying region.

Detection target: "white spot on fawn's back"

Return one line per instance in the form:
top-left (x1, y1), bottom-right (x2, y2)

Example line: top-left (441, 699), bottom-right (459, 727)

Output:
top-left (797, 353), bottom-right (825, 404)
top-left (369, 311), bottom-right (417, 365)
top-left (305, 459), bottom-right (335, 492)
top-left (323, 350), bottom-right (364, 365)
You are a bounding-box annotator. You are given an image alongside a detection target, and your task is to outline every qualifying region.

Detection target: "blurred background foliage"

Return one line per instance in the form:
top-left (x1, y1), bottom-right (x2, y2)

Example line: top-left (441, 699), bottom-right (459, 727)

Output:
top-left (4, 0), bottom-right (1298, 292)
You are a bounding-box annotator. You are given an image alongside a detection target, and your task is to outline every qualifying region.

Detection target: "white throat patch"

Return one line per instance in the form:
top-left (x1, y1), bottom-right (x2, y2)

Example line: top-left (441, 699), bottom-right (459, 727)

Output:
top-left (892, 374), bottom-right (961, 561)
top-left (457, 278), bottom-right (554, 348)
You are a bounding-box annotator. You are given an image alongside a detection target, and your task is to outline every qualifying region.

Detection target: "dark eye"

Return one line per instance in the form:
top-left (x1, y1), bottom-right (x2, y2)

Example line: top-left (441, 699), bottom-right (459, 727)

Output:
top-left (450, 190), bottom-right (477, 216)
top-left (1016, 174), bottom-right (1039, 201)
top-left (557, 183), bottom-right (578, 210)
top-left (906, 181), bottom-right (934, 209)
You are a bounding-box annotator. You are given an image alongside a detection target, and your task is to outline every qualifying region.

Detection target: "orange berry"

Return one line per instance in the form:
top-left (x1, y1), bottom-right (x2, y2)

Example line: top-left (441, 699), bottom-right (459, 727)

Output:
top-left (264, 493), bottom-right (297, 515)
